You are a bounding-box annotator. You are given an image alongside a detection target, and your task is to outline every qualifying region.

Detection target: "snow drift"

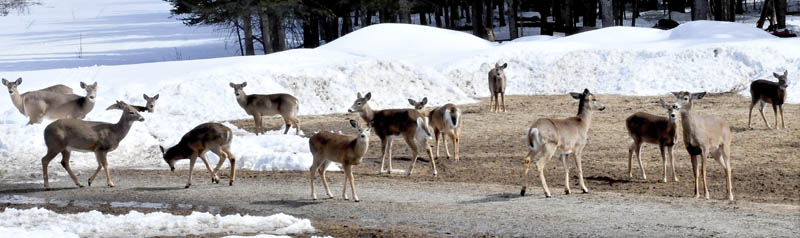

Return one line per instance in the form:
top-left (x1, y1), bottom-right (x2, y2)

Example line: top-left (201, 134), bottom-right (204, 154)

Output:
top-left (1, 3), bottom-right (799, 183)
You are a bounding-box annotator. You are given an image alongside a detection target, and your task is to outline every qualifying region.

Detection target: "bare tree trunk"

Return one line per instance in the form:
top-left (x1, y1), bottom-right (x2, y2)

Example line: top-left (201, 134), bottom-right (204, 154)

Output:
top-left (342, 11), bottom-right (353, 35)
top-left (498, 0), bottom-right (506, 27)
top-left (485, 0), bottom-right (493, 28)
top-left (693, 0), bottom-right (710, 20)
top-left (363, 9), bottom-right (373, 26)
top-left (509, 0), bottom-right (519, 39)
top-left (539, 0), bottom-right (553, 35)
top-left (259, 11), bottom-right (272, 54)
top-left (302, 15), bottom-right (320, 48)
top-left (670, 0), bottom-right (687, 13)
top-left (399, 0), bottom-right (411, 23)
top-left (268, 11), bottom-right (285, 52)
top-left (632, 0), bottom-right (638, 26)
top-left (472, 0), bottom-right (486, 37)
top-left (354, 9), bottom-right (360, 27)
top-left (712, 0), bottom-right (735, 21)
top-left (233, 21), bottom-right (244, 56)
top-left (420, 12), bottom-right (428, 25)
top-left (736, 0), bottom-right (745, 13)
top-left (601, 0), bottom-right (613, 27)
top-left (449, 3), bottom-right (458, 28)
top-left (775, 0), bottom-right (786, 29)
top-left (756, 0), bottom-right (772, 28)
top-left (465, 3), bottom-right (472, 24)
top-left (243, 12), bottom-right (255, 55)
top-left (436, 6), bottom-right (444, 27)
top-left (584, 0), bottom-right (597, 27)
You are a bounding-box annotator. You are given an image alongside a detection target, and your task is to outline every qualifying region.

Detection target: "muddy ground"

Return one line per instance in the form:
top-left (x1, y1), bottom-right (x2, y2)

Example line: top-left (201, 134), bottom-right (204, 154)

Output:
top-left (1, 94), bottom-right (798, 237)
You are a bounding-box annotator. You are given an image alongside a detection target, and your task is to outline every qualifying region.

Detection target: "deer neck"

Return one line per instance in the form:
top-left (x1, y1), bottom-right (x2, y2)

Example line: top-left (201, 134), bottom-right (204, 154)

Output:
top-left (111, 116), bottom-right (136, 144)
top-left (235, 91), bottom-right (249, 106)
top-left (9, 90), bottom-right (24, 114)
top-left (359, 104), bottom-right (375, 122)
top-left (354, 138), bottom-right (370, 157)
top-left (576, 101), bottom-right (593, 133)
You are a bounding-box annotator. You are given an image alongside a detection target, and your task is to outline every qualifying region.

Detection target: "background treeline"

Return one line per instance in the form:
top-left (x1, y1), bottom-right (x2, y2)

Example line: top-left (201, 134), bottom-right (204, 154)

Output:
top-left (163, 0), bottom-right (793, 55)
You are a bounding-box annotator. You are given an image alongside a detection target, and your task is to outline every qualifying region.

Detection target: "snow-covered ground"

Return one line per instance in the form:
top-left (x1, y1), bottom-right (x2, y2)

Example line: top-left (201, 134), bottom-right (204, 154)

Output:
top-left (0, 207), bottom-right (314, 238)
top-left (1, 0), bottom-right (799, 185)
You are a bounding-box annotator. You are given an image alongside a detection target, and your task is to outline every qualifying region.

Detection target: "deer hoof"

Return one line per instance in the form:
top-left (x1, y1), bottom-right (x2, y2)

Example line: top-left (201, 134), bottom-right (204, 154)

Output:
top-left (184, 184), bottom-right (191, 189)
top-left (582, 188), bottom-right (589, 194)
top-left (354, 199), bottom-right (361, 203)
top-left (545, 194), bottom-right (552, 198)
top-left (229, 181), bottom-right (234, 186)
top-left (108, 183), bottom-right (115, 188)
top-left (77, 184), bottom-right (85, 188)
top-left (520, 187), bottom-right (527, 196)
top-left (565, 190), bottom-right (571, 195)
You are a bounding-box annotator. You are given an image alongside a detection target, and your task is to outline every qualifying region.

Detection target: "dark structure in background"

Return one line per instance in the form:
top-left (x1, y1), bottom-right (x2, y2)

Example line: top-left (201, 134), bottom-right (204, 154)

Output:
top-left (162, 0), bottom-right (793, 55)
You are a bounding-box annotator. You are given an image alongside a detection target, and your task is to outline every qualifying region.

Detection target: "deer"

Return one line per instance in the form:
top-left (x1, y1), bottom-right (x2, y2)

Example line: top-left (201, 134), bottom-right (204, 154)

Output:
top-left (485, 27), bottom-right (496, 42)
top-left (625, 99), bottom-right (680, 183)
top-left (229, 82), bottom-right (300, 135)
top-left (309, 119), bottom-right (373, 202)
top-left (159, 122), bottom-right (236, 188)
top-left (488, 63), bottom-right (508, 112)
top-left (673, 91), bottom-right (734, 201)
top-left (23, 81), bottom-right (97, 125)
top-left (3, 77), bottom-right (73, 116)
top-left (409, 98), bottom-right (462, 161)
top-left (520, 89), bottom-right (605, 198)
top-left (748, 70), bottom-right (788, 130)
top-left (348, 92), bottom-right (437, 176)
top-left (106, 94), bottom-right (159, 112)
top-left (40, 101), bottom-right (144, 189)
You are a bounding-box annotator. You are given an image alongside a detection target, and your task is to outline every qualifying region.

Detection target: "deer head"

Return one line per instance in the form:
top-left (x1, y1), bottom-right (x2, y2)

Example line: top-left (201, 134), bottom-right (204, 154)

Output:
top-left (2, 77), bottom-right (21, 95)
top-left (671, 91), bottom-right (706, 110)
top-left (408, 97), bottom-right (428, 110)
top-left (773, 70), bottom-right (788, 89)
top-left (659, 99), bottom-right (681, 122)
top-left (348, 92), bottom-right (372, 113)
top-left (116, 101), bottom-right (144, 122)
top-left (80, 81), bottom-right (98, 101)
top-left (229, 82), bottom-right (248, 100)
top-left (570, 88), bottom-right (605, 113)
top-left (143, 94), bottom-right (159, 112)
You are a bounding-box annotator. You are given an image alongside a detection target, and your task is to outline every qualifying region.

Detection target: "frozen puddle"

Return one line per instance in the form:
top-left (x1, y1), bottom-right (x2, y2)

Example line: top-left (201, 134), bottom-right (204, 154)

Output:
top-left (0, 195), bottom-right (317, 237)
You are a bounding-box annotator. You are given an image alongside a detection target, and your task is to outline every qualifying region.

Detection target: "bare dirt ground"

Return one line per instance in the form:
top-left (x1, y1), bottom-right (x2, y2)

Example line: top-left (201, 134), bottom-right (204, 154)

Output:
top-left (2, 94), bottom-right (799, 237)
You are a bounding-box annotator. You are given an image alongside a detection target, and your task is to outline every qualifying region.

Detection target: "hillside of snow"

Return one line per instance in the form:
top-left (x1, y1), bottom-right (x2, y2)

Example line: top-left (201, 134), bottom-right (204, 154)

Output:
top-left (1, 0), bottom-right (799, 184)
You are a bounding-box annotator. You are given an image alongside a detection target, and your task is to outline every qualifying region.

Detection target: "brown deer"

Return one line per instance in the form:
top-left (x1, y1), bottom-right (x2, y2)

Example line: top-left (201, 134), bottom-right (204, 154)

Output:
top-left (106, 94), bottom-right (159, 112)
top-left (625, 99), bottom-right (680, 183)
top-left (673, 91), bottom-right (733, 200)
top-left (521, 89), bottom-right (605, 198)
top-left (349, 92), bottom-right (436, 176)
top-left (159, 122), bottom-right (236, 188)
top-left (488, 63), bottom-right (508, 112)
top-left (748, 70), bottom-right (788, 129)
top-left (309, 119), bottom-right (373, 202)
top-left (485, 27), bottom-right (496, 42)
top-left (40, 101), bottom-right (144, 189)
top-left (23, 81), bottom-right (97, 125)
top-left (409, 98), bottom-right (462, 161)
top-left (229, 82), bottom-right (300, 135)
top-left (3, 77), bottom-right (73, 116)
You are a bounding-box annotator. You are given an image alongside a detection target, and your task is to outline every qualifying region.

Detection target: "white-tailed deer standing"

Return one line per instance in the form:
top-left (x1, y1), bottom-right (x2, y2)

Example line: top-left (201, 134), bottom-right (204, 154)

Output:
top-left (409, 98), bottom-right (462, 161)
top-left (107, 94), bottom-right (159, 112)
top-left (349, 92), bottom-right (436, 176)
top-left (23, 81), bottom-right (97, 125)
top-left (3, 77), bottom-right (73, 116)
top-left (625, 99), bottom-right (680, 183)
top-left (488, 63), bottom-right (508, 112)
top-left (673, 91), bottom-right (734, 201)
top-left (748, 70), bottom-right (788, 129)
top-left (229, 82), bottom-right (300, 135)
top-left (160, 122), bottom-right (236, 188)
top-left (309, 119), bottom-right (373, 202)
top-left (521, 89), bottom-right (605, 198)
top-left (40, 101), bottom-right (144, 189)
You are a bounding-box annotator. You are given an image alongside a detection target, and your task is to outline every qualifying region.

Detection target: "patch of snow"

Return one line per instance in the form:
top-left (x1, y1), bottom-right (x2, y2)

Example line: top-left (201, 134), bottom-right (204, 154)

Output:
top-left (0, 207), bottom-right (315, 238)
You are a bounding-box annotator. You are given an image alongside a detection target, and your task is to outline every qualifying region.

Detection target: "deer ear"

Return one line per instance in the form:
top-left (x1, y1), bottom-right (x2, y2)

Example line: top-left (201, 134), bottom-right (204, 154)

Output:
top-left (569, 92), bottom-right (582, 99)
top-left (495, 63), bottom-right (500, 68)
top-left (92, 82), bottom-right (97, 87)
top-left (357, 92), bottom-right (362, 99)
top-left (229, 82), bottom-right (236, 88)
top-left (422, 97), bottom-right (428, 104)
top-left (349, 119), bottom-right (358, 128)
top-left (501, 63), bottom-right (508, 69)
top-left (692, 92), bottom-right (706, 99)
top-left (15, 78), bottom-right (22, 85)
top-left (143, 94), bottom-right (149, 100)
top-left (408, 99), bottom-right (416, 105)
top-left (153, 94), bottom-right (159, 100)
top-left (368, 120), bottom-right (375, 128)
top-left (1, 78), bottom-right (7, 86)
top-left (774, 72), bottom-right (781, 78)
top-left (784, 70), bottom-right (788, 77)
top-left (670, 92), bottom-right (681, 97)
top-left (364, 92), bottom-right (371, 101)
top-left (80, 82), bottom-right (87, 89)
top-left (583, 88), bottom-right (590, 94)
top-left (241, 82), bottom-right (247, 87)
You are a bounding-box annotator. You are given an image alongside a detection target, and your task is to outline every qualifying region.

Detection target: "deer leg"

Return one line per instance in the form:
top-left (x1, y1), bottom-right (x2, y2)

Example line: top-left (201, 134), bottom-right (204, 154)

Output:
top-left (96, 152), bottom-right (115, 188)
top-left (185, 155), bottom-right (197, 188)
top-left (538, 144), bottom-right (556, 198)
top-left (669, 146), bottom-right (679, 182)
top-left (489, 93), bottom-right (495, 112)
top-left (434, 132), bottom-right (441, 159)
top-left (772, 104), bottom-right (779, 130)
top-left (627, 142), bottom-right (634, 178)
top-left (700, 154), bottom-right (710, 200)
top-left (635, 142), bottom-right (646, 180)
top-left (574, 150), bottom-right (589, 193)
top-left (779, 105), bottom-right (786, 129)
top-left (387, 138), bottom-right (395, 173)
top-left (446, 132), bottom-right (455, 158)
top-left (660, 145), bottom-right (668, 183)
top-left (747, 99), bottom-right (757, 129)
top-left (758, 102), bottom-right (772, 129)
top-left (200, 152), bottom-right (220, 184)
top-left (58, 150), bottom-right (82, 188)
top-left (282, 118), bottom-right (291, 134)
top-left (501, 92), bottom-right (506, 112)
top-left (561, 154), bottom-right (571, 195)
top-left (309, 157), bottom-right (321, 200)
top-left (346, 164), bottom-right (359, 202)
top-left (253, 113), bottom-right (263, 135)
top-left (453, 130), bottom-right (460, 161)
top-left (88, 153), bottom-right (104, 187)
top-left (425, 137), bottom-right (437, 176)
top-left (493, 94), bottom-right (499, 112)
top-left (405, 135), bottom-right (420, 176)
top-left (292, 117), bottom-right (301, 135)
top-left (41, 149), bottom-right (60, 189)
top-left (722, 145), bottom-right (734, 201)
top-left (222, 147), bottom-right (236, 186)
top-left (443, 133), bottom-right (452, 158)
top-left (521, 151), bottom-right (533, 196)
top-left (691, 155), bottom-right (700, 199)
top-left (377, 138), bottom-right (388, 174)
top-left (319, 161), bottom-right (333, 199)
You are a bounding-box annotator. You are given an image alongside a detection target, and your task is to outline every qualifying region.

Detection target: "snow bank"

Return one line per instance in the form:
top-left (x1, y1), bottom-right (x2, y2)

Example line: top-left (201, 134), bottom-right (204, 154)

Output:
top-left (0, 207), bottom-right (315, 238)
top-left (1, 7), bottom-right (799, 183)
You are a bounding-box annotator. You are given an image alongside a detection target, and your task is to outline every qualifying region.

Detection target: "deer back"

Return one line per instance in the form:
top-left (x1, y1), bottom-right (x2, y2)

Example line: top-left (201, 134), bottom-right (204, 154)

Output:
top-left (310, 131), bottom-right (366, 164)
top-left (750, 80), bottom-right (785, 105)
top-left (531, 117), bottom-right (587, 151)
top-left (242, 93), bottom-right (298, 116)
top-left (487, 68), bottom-right (506, 94)
top-left (626, 112), bottom-right (676, 146)
top-left (680, 112), bottom-right (730, 155)
top-left (44, 119), bottom-right (117, 151)
top-left (371, 109), bottom-right (425, 138)
top-left (179, 123), bottom-right (233, 152)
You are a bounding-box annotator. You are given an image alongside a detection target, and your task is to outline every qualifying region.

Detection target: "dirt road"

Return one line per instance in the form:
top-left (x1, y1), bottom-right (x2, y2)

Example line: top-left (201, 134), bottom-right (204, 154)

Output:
top-left (2, 94), bottom-right (798, 237)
